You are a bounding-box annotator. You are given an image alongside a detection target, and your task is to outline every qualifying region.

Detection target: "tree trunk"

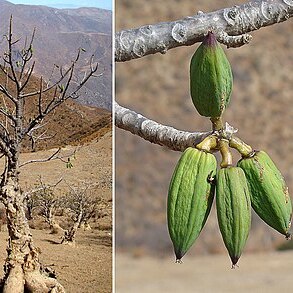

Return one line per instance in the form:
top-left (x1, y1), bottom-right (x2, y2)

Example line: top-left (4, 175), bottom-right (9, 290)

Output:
top-left (61, 211), bottom-right (83, 246)
top-left (0, 175), bottom-right (65, 293)
top-left (47, 209), bottom-right (63, 235)
top-left (26, 203), bottom-right (33, 221)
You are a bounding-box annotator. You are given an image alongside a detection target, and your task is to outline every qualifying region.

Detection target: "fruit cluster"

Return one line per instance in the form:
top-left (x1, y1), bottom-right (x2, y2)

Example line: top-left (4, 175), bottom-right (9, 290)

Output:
top-left (167, 32), bottom-right (292, 267)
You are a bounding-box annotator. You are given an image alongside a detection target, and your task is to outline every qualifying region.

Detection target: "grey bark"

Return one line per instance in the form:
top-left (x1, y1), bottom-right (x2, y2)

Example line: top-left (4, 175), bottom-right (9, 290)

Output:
top-left (115, 0), bottom-right (293, 61)
top-left (115, 0), bottom-right (293, 149)
top-left (115, 102), bottom-right (210, 151)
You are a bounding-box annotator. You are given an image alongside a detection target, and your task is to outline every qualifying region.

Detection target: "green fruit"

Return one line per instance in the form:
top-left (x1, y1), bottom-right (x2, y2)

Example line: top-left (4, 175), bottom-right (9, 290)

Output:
top-left (167, 147), bottom-right (216, 261)
top-left (216, 167), bottom-right (251, 267)
top-left (237, 151), bottom-right (292, 237)
top-left (190, 32), bottom-right (233, 118)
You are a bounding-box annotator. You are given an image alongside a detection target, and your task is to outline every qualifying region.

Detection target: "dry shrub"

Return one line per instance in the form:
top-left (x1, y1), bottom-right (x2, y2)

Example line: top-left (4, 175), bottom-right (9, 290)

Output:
top-left (29, 216), bottom-right (50, 230)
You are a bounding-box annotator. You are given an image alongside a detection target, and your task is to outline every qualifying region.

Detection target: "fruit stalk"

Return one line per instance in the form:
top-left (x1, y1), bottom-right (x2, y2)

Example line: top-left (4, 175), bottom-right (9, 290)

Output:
top-left (196, 135), bottom-right (218, 152)
top-left (210, 116), bottom-right (223, 132)
top-left (219, 139), bottom-right (232, 168)
top-left (229, 136), bottom-right (253, 157)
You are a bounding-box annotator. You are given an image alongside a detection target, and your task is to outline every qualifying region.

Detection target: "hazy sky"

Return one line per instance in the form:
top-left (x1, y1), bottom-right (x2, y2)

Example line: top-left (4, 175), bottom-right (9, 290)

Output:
top-left (8, 0), bottom-right (112, 10)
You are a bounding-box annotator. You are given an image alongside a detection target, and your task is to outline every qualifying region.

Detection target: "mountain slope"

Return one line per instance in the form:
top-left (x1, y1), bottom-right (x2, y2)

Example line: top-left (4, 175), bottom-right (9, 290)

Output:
top-left (0, 0), bottom-right (112, 110)
top-left (0, 71), bottom-right (111, 152)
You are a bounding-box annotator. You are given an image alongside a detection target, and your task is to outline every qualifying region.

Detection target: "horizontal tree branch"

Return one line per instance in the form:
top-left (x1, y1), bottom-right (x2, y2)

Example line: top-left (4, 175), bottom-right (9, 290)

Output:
top-left (19, 148), bottom-right (77, 168)
top-left (115, 102), bottom-right (210, 152)
top-left (115, 0), bottom-right (293, 61)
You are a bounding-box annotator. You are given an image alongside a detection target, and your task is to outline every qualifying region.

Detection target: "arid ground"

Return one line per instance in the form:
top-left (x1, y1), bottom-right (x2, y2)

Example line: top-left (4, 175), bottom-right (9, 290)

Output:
top-left (116, 251), bottom-right (293, 292)
top-left (0, 230), bottom-right (111, 293)
top-left (0, 131), bottom-right (112, 293)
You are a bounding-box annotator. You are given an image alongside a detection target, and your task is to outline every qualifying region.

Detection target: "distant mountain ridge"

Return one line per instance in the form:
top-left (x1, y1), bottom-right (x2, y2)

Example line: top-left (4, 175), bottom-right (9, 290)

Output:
top-left (0, 0), bottom-right (112, 110)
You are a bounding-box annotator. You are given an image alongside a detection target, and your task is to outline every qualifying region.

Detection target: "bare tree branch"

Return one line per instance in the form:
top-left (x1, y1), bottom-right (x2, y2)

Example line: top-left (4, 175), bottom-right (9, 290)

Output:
top-left (115, 0), bottom-right (293, 61)
top-left (115, 0), bottom-right (293, 150)
top-left (7, 16), bottom-right (21, 89)
top-left (115, 102), bottom-right (210, 151)
top-left (23, 176), bottom-right (63, 199)
top-left (19, 147), bottom-right (77, 167)
top-left (60, 182), bottom-right (105, 243)
top-left (20, 51), bottom-right (98, 140)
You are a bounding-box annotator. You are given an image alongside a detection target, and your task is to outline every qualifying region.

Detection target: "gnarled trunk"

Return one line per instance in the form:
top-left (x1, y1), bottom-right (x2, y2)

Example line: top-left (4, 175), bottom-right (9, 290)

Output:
top-left (0, 175), bottom-right (65, 293)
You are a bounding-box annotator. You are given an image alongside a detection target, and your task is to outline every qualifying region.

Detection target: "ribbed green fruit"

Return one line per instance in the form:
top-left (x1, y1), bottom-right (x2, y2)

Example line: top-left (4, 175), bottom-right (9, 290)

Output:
top-left (237, 151), bottom-right (292, 237)
top-left (167, 147), bottom-right (217, 261)
top-left (190, 32), bottom-right (233, 118)
top-left (216, 167), bottom-right (251, 267)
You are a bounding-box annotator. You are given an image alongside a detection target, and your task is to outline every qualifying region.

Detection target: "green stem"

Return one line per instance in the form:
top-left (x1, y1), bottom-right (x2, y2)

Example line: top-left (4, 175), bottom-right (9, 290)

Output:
top-left (210, 117), bottom-right (223, 131)
top-left (196, 135), bottom-right (217, 152)
top-left (229, 136), bottom-right (253, 157)
top-left (219, 139), bottom-right (233, 168)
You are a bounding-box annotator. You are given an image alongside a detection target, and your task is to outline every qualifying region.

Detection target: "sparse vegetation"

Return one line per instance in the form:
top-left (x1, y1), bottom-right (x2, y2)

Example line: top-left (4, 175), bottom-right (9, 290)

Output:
top-left (25, 177), bottom-right (64, 234)
top-left (61, 183), bottom-right (109, 245)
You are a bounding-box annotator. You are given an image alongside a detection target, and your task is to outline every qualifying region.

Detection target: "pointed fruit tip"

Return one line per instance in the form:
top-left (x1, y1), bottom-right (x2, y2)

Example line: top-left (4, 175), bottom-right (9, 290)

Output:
top-left (230, 255), bottom-right (240, 267)
top-left (175, 250), bottom-right (185, 263)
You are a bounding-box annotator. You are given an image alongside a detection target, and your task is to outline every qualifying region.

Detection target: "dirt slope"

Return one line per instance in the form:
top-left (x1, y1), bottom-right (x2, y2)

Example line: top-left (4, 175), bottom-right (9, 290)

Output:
top-left (0, 229), bottom-right (112, 293)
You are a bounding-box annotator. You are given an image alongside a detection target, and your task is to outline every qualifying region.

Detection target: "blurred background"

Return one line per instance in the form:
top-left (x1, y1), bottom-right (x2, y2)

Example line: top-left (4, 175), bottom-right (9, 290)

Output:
top-left (115, 0), bottom-right (293, 291)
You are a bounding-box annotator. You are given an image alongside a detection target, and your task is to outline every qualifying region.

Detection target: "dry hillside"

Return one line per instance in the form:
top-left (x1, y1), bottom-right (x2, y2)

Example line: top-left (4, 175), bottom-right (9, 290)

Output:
top-left (0, 0), bottom-right (112, 109)
top-left (0, 71), bottom-right (111, 152)
top-left (116, 0), bottom-right (293, 256)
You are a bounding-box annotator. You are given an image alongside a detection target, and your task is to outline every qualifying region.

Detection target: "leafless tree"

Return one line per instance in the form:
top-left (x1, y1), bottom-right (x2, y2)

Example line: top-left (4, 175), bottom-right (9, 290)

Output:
top-left (0, 17), bottom-right (99, 292)
top-left (24, 177), bottom-right (63, 233)
top-left (115, 0), bottom-right (293, 148)
top-left (61, 183), bottom-right (106, 246)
